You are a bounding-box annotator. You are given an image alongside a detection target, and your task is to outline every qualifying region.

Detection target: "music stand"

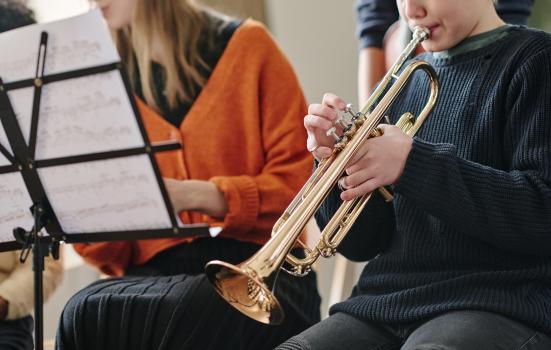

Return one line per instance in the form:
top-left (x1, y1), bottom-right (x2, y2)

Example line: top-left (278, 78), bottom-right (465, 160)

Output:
top-left (0, 22), bottom-right (209, 350)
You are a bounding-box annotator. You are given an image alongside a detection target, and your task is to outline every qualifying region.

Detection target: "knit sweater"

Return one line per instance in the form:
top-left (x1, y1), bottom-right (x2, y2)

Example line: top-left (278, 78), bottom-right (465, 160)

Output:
top-left (325, 26), bottom-right (551, 334)
top-left (74, 20), bottom-right (312, 276)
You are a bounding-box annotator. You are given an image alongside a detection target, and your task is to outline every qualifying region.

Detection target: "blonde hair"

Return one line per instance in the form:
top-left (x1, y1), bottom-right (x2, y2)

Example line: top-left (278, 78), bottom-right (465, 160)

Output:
top-left (115, 0), bottom-right (213, 111)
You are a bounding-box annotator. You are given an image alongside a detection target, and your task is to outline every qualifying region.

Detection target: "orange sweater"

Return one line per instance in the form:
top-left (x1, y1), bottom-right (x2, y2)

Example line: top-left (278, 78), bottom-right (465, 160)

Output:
top-left (74, 20), bottom-right (312, 276)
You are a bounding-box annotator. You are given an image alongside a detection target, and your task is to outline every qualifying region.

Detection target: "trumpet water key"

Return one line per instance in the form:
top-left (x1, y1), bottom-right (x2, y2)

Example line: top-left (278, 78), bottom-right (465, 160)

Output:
top-left (205, 26), bottom-right (439, 325)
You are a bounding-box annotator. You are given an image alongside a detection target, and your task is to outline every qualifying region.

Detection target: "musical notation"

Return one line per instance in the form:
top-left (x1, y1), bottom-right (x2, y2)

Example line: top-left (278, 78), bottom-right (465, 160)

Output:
top-left (38, 155), bottom-right (172, 233)
top-left (0, 10), bottom-right (118, 84)
top-left (0, 173), bottom-right (34, 243)
top-left (6, 71), bottom-right (144, 159)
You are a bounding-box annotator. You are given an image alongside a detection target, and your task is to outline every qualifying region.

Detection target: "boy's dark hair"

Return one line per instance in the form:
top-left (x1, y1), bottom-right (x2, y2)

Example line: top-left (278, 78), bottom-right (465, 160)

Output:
top-left (0, 0), bottom-right (36, 33)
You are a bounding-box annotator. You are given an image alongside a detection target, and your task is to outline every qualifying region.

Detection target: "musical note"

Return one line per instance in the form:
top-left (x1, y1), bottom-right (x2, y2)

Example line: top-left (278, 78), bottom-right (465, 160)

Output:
top-left (38, 155), bottom-right (172, 233)
top-left (0, 10), bottom-right (119, 83)
top-left (0, 173), bottom-right (34, 243)
top-left (6, 71), bottom-right (144, 159)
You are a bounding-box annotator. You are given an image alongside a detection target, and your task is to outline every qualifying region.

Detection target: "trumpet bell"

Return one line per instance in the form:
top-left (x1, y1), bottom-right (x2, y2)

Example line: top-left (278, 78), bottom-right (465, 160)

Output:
top-left (205, 260), bottom-right (285, 325)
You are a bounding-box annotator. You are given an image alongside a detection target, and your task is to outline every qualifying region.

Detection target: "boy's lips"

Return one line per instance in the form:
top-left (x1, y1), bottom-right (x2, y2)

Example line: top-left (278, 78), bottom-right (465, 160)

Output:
top-left (426, 24), bottom-right (440, 35)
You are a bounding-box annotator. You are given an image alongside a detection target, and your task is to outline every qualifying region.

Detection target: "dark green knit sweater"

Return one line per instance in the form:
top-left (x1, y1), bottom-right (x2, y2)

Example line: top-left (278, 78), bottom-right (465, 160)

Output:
top-left (322, 26), bottom-right (551, 334)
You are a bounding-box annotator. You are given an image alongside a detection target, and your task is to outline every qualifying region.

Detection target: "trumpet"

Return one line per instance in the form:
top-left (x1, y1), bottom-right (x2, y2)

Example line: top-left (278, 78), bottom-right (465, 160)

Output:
top-left (205, 26), bottom-right (439, 325)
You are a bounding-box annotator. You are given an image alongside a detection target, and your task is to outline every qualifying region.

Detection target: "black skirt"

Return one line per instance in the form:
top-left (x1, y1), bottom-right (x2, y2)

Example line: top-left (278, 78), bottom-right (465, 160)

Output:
top-left (56, 238), bottom-right (321, 350)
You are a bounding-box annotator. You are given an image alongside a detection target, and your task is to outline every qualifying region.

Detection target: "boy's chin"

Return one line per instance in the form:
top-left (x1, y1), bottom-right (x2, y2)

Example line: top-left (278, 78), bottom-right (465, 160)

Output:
top-left (421, 40), bottom-right (454, 53)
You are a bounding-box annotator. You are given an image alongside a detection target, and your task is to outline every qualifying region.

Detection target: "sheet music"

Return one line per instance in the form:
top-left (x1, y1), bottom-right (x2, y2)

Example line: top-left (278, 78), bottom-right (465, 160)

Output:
top-left (0, 173), bottom-right (34, 243)
top-left (0, 119), bottom-right (14, 165)
top-left (6, 72), bottom-right (145, 159)
top-left (38, 155), bottom-right (172, 233)
top-left (0, 148), bottom-right (11, 166)
top-left (0, 10), bottom-right (118, 83)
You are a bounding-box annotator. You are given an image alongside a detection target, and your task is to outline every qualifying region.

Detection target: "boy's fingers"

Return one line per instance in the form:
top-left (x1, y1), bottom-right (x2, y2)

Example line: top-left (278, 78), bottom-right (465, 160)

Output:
top-left (322, 93), bottom-right (347, 110)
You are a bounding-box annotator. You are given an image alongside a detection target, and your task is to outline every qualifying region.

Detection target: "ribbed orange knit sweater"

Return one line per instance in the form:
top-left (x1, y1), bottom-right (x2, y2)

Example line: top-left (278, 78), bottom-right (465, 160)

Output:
top-left (74, 20), bottom-right (311, 276)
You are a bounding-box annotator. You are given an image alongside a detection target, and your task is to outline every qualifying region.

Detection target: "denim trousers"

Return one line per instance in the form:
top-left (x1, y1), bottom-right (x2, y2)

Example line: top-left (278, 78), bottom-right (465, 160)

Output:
top-left (276, 310), bottom-right (551, 350)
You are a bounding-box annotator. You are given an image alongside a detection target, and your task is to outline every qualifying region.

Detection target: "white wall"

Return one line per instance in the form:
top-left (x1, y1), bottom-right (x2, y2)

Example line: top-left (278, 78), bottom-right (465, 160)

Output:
top-left (28, 0), bottom-right (89, 23)
top-left (265, 0), bottom-right (359, 105)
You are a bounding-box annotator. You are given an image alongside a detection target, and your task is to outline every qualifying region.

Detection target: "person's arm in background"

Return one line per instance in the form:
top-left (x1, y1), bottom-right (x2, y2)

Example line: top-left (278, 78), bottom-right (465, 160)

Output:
top-left (495, 0), bottom-right (533, 25)
top-left (0, 251), bottom-right (63, 320)
top-left (356, 0), bottom-right (398, 105)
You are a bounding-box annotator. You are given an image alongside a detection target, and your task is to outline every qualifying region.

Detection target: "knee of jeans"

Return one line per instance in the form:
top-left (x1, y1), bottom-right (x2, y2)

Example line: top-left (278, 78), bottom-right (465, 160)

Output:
top-left (402, 343), bottom-right (453, 350)
top-left (275, 336), bottom-right (311, 350)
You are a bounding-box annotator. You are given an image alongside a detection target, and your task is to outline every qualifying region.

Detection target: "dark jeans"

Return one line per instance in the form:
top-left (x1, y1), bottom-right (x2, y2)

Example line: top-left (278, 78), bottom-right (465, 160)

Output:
top-left (276, 311), bottom-right (551, 350)
top-left (0, 316), bottom-right (33, 350)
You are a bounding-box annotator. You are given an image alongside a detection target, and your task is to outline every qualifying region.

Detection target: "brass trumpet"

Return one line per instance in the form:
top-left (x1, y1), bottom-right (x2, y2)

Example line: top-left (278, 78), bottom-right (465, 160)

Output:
top-left (205, 26), bottom-right (439, 325)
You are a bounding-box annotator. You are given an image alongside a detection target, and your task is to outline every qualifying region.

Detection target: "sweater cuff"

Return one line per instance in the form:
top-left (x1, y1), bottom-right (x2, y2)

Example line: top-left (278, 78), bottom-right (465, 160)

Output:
top-left (209, 176), bottom-right (259, 232)
top-left (394, 138), bottom-right (455, 198)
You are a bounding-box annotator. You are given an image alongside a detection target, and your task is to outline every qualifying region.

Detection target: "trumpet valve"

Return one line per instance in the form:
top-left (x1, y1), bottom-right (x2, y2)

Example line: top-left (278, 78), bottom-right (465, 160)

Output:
top-left (345, 103), bottom-right (358, 118)
top-left (370, 127), bottom-right (383, 138)
top-left (320, 247), bottom-right (336, 258)
top-left (343, 123), bottom-right (357, 137)
top-left (326, 127), bottom-right (340, 141)
top-left (334, 135), bottom-right (349, 151)
top-left (293, 265), bottom-right (311, 276)
top-left (396, 112), bottom-right (415, 134)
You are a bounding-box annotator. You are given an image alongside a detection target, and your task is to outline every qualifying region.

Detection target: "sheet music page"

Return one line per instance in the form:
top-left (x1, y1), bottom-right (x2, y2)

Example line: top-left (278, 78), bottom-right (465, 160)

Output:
top-left (0, 10), bottom-right (182, 239)
top-left (7, 72), bottom-right (145, 160)
top-left (0, 116), bottom-right (14, 166)
top-left (0, 9), bottom-right (118, 83)
top-left (0, 173), bottom-right (34, 243)
top-left (38, 155), bottom-right (172, 233)
top-left (0, 10), bottom-right (145, 159)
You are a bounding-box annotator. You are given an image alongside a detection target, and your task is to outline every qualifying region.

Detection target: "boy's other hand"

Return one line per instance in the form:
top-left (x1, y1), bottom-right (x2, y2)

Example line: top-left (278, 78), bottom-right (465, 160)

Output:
top-left (339, 124), bottom-right (413, 201)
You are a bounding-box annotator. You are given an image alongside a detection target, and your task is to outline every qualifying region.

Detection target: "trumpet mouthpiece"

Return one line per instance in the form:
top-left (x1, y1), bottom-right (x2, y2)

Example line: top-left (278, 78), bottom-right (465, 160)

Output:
top-left (413, 26), bottom-right (430, 41)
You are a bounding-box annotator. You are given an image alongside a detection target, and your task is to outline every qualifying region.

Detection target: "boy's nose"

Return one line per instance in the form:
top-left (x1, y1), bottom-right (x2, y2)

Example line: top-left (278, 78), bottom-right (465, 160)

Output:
top-left (403, 0), bottom-right (427, 20)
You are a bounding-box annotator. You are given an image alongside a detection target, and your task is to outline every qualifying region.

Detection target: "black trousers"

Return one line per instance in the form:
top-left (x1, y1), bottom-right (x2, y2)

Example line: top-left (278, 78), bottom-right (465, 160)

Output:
top-left (276, 311), bottom-right (551, 350)
top-left (56, 238), bottom-right (321, 350)
top-left (0, 316), bottom-right (33, 350)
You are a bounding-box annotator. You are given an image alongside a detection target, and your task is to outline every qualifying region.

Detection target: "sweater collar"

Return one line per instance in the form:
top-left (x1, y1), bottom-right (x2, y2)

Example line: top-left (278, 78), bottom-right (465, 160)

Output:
top-left (432, 24), bottom-right (515, 60)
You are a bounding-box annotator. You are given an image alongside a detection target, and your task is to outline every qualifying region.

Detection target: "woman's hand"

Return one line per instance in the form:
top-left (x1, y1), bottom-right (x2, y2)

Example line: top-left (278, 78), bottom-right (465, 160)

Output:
top-left (339, 124), bottom-right (412, 201)
top-left (304, 93), bottom-right (348, 161)
top-left (164, 179), bottom-right (228, 219)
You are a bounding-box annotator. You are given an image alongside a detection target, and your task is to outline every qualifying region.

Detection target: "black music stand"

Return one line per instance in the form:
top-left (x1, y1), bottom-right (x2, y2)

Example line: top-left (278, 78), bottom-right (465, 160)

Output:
top-left (0, 31), bottom-right (209, 350)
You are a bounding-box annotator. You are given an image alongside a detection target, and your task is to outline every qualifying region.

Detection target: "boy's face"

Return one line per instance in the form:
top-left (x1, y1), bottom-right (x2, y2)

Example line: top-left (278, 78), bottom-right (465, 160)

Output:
top-left (397, 0), bottom-right (495, 52)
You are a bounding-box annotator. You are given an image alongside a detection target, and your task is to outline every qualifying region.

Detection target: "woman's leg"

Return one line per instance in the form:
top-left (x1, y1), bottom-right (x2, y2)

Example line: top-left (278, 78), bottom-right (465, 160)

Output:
top-left (56, 273), bottom-right (319, 350)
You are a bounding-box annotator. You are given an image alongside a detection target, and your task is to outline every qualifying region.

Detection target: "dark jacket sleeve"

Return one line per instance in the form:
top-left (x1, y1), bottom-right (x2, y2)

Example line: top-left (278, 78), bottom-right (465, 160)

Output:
top-left (394, 47), bottom-right (551, 256)
top-left (356, 0), bottom-right (399, 49)
top-left (495, 0), bottom-right (534, 25)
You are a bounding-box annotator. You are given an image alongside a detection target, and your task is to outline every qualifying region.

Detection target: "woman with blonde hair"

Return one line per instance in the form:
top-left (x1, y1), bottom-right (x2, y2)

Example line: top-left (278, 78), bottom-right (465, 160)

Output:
top-left (56, 0), bottom-right (320, 349)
